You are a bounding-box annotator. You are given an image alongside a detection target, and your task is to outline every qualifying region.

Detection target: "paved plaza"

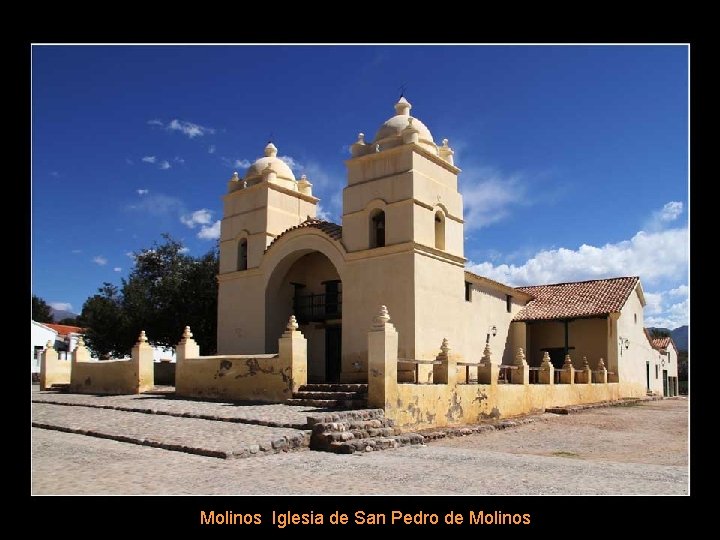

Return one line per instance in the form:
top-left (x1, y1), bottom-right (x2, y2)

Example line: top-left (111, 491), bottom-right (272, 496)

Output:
top-left (31, 387), bottom-right (688, 495)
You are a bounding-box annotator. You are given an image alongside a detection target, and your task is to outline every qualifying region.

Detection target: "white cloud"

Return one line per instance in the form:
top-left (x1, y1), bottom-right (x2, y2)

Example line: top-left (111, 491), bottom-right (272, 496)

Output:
top-left (147, 119), bottom-right (164, 126)
top-left (208, 145), bottom-right (216, 154)
top-left (173, 156), bottom-right (185, 164)
top-left (126, 193), bottom-right (184, 216)
top-left (50, 302), bottom-right (73, 312)
top-left (159, 160), bottom-right (171, 170)
top-left (125, 158), bottom-right (134, 165)
top-left (234, 159), bottom-right (252, 168)
top-left (658, 201), bottom-right (683, 222)
top-left (50, 171), bottom-right (60, 177)
top-left (644, 288), bottom-right (689, 330)
top-left (198, 220), bottom-right (221, 240)
top-left (181, 209), bottom-right (213, 229)
top-left (279, 155), bottom-right (301, 170)
top-left (668, 284), bottom-right (688, 297)
top-left (316, 203), bottom-right (332, 221)
top-left (126, 252), bottom-right (135, 259)
top-left (167, 119), bottom-right (215, 138)
top-left (113, 267), bottom-right (122, 272)
top-left (92, 256), bottom-right (108, 266)
top-left (645, 201), bottom-right (684, 231)
top-left (136, 189), bottom-right (149, 195)
top-left (468, 227), bottom-right (688, 288)
top-left (460, 167), bottom-right (527, 231)
top-left (71, 249), bottom-right (82, 254)
top-left (142, 156), bottom-right (156, 164)
top-left (178, 246), bottom-right (190, 254)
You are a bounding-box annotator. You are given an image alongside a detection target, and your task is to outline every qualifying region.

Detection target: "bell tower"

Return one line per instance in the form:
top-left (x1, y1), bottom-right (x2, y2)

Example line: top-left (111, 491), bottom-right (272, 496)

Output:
top-left (341, 97), bottom-right (464, 257)
top-left (218, 142), bottom-right (319, 274)
top-left (216, 142), bottom-right (318, 354)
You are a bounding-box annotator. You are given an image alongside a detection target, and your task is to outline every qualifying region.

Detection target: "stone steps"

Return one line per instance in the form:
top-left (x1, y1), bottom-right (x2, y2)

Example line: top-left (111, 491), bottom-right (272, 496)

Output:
top-left (286, 398), bottom-right (368, 408)
top-left (287, 383), bottom-right (368, 409)
top-left (300, 383), bottom-right (368, 393)
top-left (292, 391), bottom-right (365, 400)
top-left (307, 409), bottom-right (424, 454)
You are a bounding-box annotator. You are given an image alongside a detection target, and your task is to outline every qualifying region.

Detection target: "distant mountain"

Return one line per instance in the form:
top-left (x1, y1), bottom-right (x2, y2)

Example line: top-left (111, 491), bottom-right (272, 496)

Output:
top-left (50, 307), bottom-right (79, 323)
top-left (671, 326), bottom-right (688, 351)
top-left (647, 325), bottom-right (688, 352)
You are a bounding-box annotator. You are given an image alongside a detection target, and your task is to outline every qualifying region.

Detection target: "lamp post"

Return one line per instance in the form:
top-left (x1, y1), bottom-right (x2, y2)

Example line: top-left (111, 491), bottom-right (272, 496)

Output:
top-left (486, 325), bottom-right (497, 344)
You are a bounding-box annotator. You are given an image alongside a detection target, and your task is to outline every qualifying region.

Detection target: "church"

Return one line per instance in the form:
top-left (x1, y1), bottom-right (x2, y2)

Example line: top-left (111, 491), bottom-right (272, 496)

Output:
top-left (42, 96), bottom-right (678, 428)
top-left (215, 96), bottom-right (676, 400)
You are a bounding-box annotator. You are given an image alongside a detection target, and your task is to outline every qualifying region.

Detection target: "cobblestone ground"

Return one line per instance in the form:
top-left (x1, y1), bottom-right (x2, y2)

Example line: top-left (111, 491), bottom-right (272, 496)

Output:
top-left (32, 389), bottom-right (320, 428)
top-left (33, 403), bottom-right (309, 458)
top-left (31, 392), bottom-right (688, 495)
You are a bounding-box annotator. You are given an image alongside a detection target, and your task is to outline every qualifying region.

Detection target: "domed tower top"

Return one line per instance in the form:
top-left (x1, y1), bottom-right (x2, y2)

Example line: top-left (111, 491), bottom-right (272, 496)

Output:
top-left (371, 97), bottom-right (437, 155)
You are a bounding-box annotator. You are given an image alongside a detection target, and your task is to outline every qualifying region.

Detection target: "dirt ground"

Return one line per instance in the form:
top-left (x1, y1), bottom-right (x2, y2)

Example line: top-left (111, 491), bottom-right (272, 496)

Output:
top-left (31, 398), bottom-right (688, 495)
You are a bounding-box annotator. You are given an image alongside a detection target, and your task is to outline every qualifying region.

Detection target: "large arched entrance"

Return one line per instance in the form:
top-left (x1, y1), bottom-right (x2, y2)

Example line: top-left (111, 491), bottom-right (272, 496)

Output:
top-left (265, 250), bottom-right (343, 382)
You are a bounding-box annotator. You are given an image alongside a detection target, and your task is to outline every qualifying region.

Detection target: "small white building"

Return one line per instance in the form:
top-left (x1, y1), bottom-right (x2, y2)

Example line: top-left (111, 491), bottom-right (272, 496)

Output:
top-left (31, 320), bottom-right (58, 376)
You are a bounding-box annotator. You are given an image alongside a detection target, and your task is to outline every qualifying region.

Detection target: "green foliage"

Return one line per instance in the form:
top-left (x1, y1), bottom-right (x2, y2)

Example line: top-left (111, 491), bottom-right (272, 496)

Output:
top-left (32, 295), bottom-right (54, 323)
top-left (649, 328), bottom-right (671, 339)
top-left (57, 317), bottom-right (80, 326)
top-left (79, 283), bottom-right (134, 359)
top-left (78, 234), bottom-right (219, 358)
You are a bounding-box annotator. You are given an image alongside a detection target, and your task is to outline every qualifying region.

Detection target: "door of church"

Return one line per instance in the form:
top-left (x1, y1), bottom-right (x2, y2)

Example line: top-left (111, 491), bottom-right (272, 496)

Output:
top-left (325, 326), bottom-right (341, 383)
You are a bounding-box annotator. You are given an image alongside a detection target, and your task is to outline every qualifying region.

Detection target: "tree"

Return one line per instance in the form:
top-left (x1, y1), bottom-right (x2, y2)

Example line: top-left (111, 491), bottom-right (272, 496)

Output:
top-left (121, 234), bottom-right (218, 353)
top-left (649, 328), bottom-right (671, 339)
top-left (32, 295), bottom-right (54, 323)
top-left (57, 317), bottom-right (80, 326)
top-left (79, 283), bottom-right (134, 359)
top-left (77, 234), bottom-right (219, 359)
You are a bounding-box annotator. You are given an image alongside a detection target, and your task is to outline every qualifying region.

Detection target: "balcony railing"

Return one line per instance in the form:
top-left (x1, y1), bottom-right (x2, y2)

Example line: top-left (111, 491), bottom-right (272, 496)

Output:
top-left (293, 292), bottom-right (342, 324)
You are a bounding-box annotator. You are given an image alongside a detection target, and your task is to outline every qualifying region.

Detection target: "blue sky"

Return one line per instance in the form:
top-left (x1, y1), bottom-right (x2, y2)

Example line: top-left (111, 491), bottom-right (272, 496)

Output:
top-left (32, 45), bottom-right (688, 328)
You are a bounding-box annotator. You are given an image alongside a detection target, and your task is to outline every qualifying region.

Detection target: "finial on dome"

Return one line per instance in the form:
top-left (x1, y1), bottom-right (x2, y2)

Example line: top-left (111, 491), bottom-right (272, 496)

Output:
top-left (264, 142), bottom-right (278, 158)
top-left (394, 96), bottom-right (411, 116)
top-left (357, 132), bottom-right (365, 143)
top-left (439, 138), bottom-right (455, 165)
top-left (232, 171), bottom-right (239, 180)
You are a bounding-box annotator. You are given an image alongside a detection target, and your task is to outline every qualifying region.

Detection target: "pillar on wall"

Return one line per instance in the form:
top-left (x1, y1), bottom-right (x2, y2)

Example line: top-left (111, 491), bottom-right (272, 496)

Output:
top-left (433, 338), bottom-right (457, 386)
top-left (176, 326), bottom-right (200, 363)
top-left (539, 351), bottom-right (554, 385)
top-left (278, 315), bottom-right (307, 394)
top-left (40, 340), bottom-right (59, 390)
top-left (576, 356), bottom-right (592, 384)
top-left (367, 306), bottom-right (399, 409)
top-left (131, 330), bottom-right (155, 392)
top-left (477, 343), bottom-right (499, 385)
top-left (72, 335), bottom-right (90, 364)
top-left (560, 354), bottom-right (575, 384)
top-left (593, 357), bottom-right (608, 384)
top-left (511, 348), bottom-right (530, 385)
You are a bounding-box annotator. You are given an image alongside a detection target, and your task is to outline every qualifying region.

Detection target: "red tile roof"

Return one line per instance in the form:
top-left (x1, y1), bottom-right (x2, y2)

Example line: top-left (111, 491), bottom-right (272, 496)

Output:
top-left (44, 323), bottom-right (85, 336)
top-left (650, 336), bottom-right (673, 351)
top-left (266, 218), bottom-right (342, 251)
top-left (513, 276), bottom-right (640, 322)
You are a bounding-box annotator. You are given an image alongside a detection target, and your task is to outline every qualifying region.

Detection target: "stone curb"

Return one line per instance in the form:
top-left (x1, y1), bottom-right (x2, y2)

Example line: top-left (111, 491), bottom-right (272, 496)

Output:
top-left (31, 421), bottom-right (310, 460)
top-left (545, 396), bottom-right (664, 415)
top-left (417, 415), bottom-right (544, 442)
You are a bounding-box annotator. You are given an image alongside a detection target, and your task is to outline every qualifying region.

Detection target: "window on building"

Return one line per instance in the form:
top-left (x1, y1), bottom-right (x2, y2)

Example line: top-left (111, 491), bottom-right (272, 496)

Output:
top-left (434, 211), bottom-right (445, 250)
top-left (655, 365), bottom-right (659, 379)
top-left (634, 313), bottom-right (637, 324)
top-left (34, 345), bottom-right (43, 359)
top-left (237, 239), bottom-right (248, 271)
top-left (370, 210), bottom-right (385, 248)
top-left (465, 281), bottom-right (472, 302)
top-left (506, 294), bottom-right (512, 313)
